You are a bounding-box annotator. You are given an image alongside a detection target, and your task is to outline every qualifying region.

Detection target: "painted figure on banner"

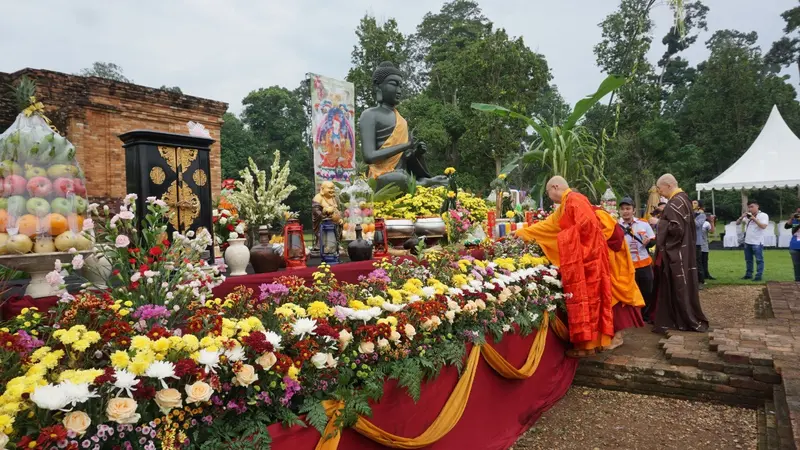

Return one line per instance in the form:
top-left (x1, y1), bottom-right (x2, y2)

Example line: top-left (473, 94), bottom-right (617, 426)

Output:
top-left (310, 74), bottom-right (357, 188)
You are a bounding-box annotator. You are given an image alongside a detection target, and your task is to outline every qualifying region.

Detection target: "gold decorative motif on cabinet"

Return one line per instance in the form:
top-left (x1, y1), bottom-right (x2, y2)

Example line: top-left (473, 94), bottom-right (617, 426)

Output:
top-left (158, 146), bottom-right (178, 173)
top-left (150, 167), bottom-right (166, 185)
top-left (162, 181), bottom-right (200, 231)
top-left (192, 169), bottom-right (208, 187)
top-left (177, 148), bottom-right (198, 175)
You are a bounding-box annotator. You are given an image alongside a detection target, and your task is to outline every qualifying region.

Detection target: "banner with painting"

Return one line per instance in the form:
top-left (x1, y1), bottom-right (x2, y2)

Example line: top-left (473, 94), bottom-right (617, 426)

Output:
top-left (308, 73), bottom-right (356, 190)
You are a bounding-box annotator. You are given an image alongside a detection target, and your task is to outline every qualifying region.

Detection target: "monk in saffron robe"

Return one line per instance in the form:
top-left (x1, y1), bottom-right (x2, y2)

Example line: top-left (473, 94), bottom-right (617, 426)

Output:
top-left (515, 177), bottom-right (614, 356)
top-left (652, 174), bottom-right (709, 333)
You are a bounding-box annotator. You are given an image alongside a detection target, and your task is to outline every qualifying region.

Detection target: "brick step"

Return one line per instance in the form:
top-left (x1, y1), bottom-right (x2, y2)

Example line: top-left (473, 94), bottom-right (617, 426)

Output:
top-left (765, 401), bottom-right (781, 450)
top-left (772, 385), bottom-right (797, 450)
top-left (576, 356), bottom-right (775, 408)
top-left (759, 403), bottom-right (769, 450)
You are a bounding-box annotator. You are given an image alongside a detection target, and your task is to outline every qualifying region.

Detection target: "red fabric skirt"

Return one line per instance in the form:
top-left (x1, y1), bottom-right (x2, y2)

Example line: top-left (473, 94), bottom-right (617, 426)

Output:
top-left (613, 302), bottom-right (644, 332)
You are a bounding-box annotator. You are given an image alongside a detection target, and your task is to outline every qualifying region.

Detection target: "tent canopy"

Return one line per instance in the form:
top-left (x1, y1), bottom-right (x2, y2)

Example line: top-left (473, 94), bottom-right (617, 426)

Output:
top-left (696, 105), bottom-right (800, 192)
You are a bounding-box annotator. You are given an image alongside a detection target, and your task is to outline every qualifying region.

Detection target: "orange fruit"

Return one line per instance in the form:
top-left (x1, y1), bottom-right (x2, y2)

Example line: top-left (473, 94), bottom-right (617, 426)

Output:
top-left (67, 214), bottom-right (84, 232)
top-left (0, 210), bottom-right (7, 233)
top-left (17, 214), bottom-right (40, 237)
top-left (44, 213), bottom-right (68, 236)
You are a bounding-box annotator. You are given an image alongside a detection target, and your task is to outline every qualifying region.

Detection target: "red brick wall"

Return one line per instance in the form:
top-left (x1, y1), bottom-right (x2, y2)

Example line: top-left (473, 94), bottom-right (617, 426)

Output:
top-left (0, 68), bottom-right (228, 201)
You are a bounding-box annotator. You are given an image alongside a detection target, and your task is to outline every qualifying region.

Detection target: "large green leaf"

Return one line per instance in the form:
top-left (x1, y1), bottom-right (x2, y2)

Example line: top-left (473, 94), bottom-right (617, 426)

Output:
top-left (563, 75), bottom-right (627, 131)
top-left (470, 103), bottom-right (549, 137)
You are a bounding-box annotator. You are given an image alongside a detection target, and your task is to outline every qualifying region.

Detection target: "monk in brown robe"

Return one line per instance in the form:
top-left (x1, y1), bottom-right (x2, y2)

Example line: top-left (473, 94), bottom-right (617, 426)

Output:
top-left (653, 174), bottom-right (709, 333)
top-left (516, 177), bottom-right (615, 357)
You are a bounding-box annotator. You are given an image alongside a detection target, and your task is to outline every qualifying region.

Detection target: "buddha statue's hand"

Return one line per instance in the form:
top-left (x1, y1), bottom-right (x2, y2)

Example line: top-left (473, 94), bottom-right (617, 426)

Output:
top-left (414, 141), bottom-right (427, 155)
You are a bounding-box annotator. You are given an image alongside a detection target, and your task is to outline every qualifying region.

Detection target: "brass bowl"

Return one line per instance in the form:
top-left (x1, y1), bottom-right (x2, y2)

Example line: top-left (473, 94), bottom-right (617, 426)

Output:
top-left (414, 216), bottom-right (446, 237)
top-left (384, 219), bottom-right (415, 239)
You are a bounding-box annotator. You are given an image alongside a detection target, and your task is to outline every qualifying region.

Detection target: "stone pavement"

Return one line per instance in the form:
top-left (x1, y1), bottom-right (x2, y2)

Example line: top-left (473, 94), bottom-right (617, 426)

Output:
top-left (573, 282), bottom-right (800, 450)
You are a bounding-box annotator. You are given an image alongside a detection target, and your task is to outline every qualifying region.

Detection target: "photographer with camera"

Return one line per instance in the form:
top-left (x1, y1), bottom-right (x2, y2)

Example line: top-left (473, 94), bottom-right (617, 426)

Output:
top-left (785, 207), bottom-right (800, 282)
top-left (619, 197), bottom-right (656, 321)
top-left (736, 201), bottom-right (769, 282)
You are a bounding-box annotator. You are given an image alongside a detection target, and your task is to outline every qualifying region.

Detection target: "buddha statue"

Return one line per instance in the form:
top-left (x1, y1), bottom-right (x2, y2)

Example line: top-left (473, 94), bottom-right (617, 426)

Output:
top-left (359, 62), bottom-right (449, 192)
top-left (311, 181), bottom-right (342, 252)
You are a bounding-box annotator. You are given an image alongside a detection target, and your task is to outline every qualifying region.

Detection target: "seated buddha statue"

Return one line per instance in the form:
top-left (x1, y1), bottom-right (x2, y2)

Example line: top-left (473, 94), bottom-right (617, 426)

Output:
top-left (359, 62), bottom-right (449, 192)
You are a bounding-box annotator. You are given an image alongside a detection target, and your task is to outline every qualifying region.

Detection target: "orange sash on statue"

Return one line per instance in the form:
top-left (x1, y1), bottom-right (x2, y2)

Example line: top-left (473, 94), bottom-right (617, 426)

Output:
top-left (368, 110), bottom-right (408, 179)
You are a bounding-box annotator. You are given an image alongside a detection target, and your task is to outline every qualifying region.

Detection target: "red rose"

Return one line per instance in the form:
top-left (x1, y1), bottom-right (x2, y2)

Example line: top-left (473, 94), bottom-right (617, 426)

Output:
top-left (149, 247), bottom-right (163, 257)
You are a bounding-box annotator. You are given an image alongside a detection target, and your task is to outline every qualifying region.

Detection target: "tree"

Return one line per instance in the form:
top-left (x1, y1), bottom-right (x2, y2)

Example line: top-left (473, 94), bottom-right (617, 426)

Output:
top-left (79, 62), bottom-right (132, 83)
top-left (766, 1), bottom-right (800, 80)
top-left (346, 16), bottom-right (411, 111)
top-left (220, 112), bottom-right (258, 180)
top-left (160, 85), bottom-right (183, 94)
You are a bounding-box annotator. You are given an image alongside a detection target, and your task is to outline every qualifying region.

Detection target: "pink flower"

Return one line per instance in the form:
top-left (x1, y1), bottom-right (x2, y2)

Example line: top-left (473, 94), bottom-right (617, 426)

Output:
top-left (115, 235), bottom-right (130, 248)
top-left (82, 219), bottom-right (94, 232)
top-left (71, 254), bottom-right (85, 270)
top-left (119, 210), bottom-right (135, 221)
top-left (45, 270), bottom-right (64, 287)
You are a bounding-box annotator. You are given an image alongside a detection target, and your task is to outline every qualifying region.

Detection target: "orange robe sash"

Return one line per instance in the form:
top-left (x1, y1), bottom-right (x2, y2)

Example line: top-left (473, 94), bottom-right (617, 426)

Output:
top-left (368, 110), bottom-right (407, 180)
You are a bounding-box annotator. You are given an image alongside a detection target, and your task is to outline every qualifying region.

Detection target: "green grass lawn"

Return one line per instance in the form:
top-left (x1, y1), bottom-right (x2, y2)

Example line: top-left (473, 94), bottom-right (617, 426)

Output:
top-left (705, 249), bottom-right (795, 285)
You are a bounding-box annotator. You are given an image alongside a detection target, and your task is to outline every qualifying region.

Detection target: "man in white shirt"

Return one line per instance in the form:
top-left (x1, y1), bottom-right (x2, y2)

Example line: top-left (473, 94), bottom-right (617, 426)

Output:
top-left (619, 197), bottom-right (657, 321)
top-left (736, 201), bottom-right (769, 281)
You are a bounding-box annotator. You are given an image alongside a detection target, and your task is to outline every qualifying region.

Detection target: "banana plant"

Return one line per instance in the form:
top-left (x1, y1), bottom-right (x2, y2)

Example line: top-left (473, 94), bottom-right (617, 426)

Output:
top-left (472, 74), bottom-right (626, 202)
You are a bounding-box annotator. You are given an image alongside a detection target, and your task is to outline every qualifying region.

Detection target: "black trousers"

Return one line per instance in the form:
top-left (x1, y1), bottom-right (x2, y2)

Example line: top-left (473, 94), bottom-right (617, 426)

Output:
top-left (696, 245), bottom-right (705, 284)
top-left (635, 265), bottom-right (655, 320)
top-left (700, 251), bottom-right (711, 279)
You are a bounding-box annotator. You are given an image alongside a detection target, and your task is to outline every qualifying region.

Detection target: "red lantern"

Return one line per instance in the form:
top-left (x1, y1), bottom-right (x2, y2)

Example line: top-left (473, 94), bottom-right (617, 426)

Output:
top-left (373, 218), bottom-right (389, 258)
top-left (283, 219), bottom-right (307, 270)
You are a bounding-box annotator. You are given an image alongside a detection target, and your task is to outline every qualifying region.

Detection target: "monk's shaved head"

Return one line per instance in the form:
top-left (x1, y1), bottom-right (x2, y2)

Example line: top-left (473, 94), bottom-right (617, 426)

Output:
top-left (656, 173), bottom-right (679, 198)
top-left (546, 176), bottom-right (570, 203)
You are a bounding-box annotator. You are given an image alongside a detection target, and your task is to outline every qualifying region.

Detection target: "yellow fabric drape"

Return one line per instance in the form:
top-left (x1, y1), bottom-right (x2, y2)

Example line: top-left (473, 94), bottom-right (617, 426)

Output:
top-left (315, 317), bottom-right (554, 449)
top-left (550, 316), bottom-right (570, 342)
top-left (480, 314), bottom-right (549, 379)
top-left (368, 109), bottom-right (408, 180)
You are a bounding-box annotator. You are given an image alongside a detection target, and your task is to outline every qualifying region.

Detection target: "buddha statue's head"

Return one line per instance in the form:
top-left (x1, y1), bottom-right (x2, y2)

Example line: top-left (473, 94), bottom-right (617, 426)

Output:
top-left (372, 61), bottom-right (404, 106)
top-left (320, 181), bottom-right (337, 200)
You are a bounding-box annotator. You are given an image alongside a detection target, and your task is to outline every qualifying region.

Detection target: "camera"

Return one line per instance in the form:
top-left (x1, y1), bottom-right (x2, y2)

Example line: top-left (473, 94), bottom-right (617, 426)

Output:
top-left (794, 213), bottom-right (800, 219)
top-left (746, 212), bottom-right (753, 218)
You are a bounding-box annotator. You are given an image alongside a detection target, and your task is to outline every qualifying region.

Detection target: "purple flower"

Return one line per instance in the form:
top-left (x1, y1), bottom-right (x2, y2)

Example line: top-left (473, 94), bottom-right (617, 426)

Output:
top-left (359, 268), bottom-right (391, 284)
top-left (280, 376), bottom-right (302, 406)
top-left (16, 330), bottom-right (44, 354)
top-left (259, 283), bottom-right (289, 303)
top-left (132, 304), bottom-right (171, 321)
top-left (326, 290), bottom-right (347, 306)
top-left (257, 391), bottom-right (272, 404)
top-left (202, 415), bottom-right (214, 425)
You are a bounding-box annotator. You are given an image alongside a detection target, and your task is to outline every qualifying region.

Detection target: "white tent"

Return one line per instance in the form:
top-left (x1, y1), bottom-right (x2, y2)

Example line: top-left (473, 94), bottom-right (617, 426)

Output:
top-left (696, 105), bottom-right (800, 213)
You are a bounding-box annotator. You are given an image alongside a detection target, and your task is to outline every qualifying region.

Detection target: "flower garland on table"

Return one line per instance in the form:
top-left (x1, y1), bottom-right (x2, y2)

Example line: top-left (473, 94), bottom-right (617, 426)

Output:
top-left (212, 208), bottom-right (246, 251)
top-left (0, 201), bottom-right (563, 450)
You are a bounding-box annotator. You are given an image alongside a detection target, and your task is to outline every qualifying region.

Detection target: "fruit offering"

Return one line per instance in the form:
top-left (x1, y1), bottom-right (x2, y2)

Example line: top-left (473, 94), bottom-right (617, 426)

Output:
top-left (340, 179), bottom-right (374, 242)
top-left (0, 111), bottom-right (92, 255)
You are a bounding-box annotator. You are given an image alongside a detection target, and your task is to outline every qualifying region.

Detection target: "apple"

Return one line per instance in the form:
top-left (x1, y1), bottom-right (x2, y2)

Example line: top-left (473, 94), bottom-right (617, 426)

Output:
top-left (74, 197), bottom-right (88, 214)
top-left (1, 175), bottom-right (27, 196)
top-left (47, 164), bottom-right (78, 179)
top-left (72, 178), bottom-right (86, 196)
top-left (27, 176), bottom-right (53, 197)
top-left (6, 196), bottom-right (27, 217)
top-left (0, 160), bottom-right (21, 177)
top-left (34, 236), bottom-right (56, 253)
top-left (74, 232), bottom-right (93, 251)
top-left (54, 231), bottom-right (78, 252)
top-left (0, 232), bottom-right (8, 255)
top-left (25, 165), bottom-right (48, 179)
top-left (51, 198), bottom-right (72, 216)
top-left (6, 234), bottom-right (33, 254)
top-left (26, 198), bottom-right (51, 217)
top-left (52, 178), bottom-right (75, 197)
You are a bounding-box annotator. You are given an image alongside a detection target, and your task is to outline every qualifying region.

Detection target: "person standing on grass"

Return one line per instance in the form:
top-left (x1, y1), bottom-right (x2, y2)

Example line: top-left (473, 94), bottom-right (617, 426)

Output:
top-left (701, 214), bottom-right (716, 280)
top-left (736, 201), bottom-right (769, 282)
top-left (692, 200), bottom-right (707, 287)
top-left (786, 208), bottom-right (800, 282)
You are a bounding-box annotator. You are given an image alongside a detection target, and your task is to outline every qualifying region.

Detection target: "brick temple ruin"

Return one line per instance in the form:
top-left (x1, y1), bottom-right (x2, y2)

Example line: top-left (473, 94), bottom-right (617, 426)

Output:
top-left (0, 68), bottom-right (228, 206)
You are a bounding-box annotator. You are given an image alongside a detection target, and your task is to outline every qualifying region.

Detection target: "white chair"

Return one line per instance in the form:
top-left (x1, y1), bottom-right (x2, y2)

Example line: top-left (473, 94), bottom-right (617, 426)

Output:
top-left (778, 220), bottom-right (793, 248)
top-left (723, 222), bottom-right (741, 248)
top-left (763, 221), bottom-right (777, 247)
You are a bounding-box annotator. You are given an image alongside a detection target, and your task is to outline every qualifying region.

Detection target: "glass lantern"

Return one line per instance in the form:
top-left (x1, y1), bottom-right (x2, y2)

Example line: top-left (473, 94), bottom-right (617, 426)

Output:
top-left (319, 218), bottom-right (339, 265)
top-left (283, 218), bottom-right (306, 270)
top-left (373, 218), bottom-right (388, 258)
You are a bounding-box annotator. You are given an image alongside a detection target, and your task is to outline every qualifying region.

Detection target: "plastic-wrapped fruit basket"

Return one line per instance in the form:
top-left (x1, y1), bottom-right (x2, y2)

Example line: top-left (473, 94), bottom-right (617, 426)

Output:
top-left (341, 179), bottom-right (374, 242)
top-left (0, 111), bottom-right (93, 297)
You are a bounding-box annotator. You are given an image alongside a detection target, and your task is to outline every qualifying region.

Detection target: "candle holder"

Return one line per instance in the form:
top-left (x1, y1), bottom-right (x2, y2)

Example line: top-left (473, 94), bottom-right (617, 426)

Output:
top-left (319, 218), bottom-right (340, 265)
top-left (283, 219), bottom-right (307, 270)
top-left (373, 218), bottom-right (389, 258)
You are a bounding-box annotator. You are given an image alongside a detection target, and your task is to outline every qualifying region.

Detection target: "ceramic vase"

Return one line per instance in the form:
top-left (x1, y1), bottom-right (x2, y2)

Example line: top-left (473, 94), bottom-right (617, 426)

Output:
top-left (84, 252), bottom-right (113, 288)
top-left (250, 226), bottom-right (283, 273)
top-left (224, 238), bottom-right (250, 276)
top-left (347, 225), bottom-right (373, 261)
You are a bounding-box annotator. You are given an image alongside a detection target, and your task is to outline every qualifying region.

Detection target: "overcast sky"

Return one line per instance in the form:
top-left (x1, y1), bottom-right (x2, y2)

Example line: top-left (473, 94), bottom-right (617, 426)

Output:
top-left (1, 0), bottom-right (795, 115)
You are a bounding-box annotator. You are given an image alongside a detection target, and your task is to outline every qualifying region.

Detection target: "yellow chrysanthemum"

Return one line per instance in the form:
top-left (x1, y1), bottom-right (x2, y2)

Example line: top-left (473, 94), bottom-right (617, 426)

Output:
top-left (130, 336), bottom-right (151, 351)
top-left (387, 289), bottom-right (404, 304)
top-left (110, 351), bottom-right (131, 369)
top-left (307, 301), bottom-right (332, 319)
top-left (57, 369), bottom-right (104, 384)
top-left (348, 300), bottom-right (368, 311)
top-left (287, 365), bottom-right (300, 381)
top-left (182, 335), bottom-right (200, 352)
top-left (366, 296), bottom-right (385, 307)
top-left (444, 167), bottom-right (456, 175)
top-left (0, 413), bottom-right (14, 434)
top-left (152, 338), bottom-right (170, 353)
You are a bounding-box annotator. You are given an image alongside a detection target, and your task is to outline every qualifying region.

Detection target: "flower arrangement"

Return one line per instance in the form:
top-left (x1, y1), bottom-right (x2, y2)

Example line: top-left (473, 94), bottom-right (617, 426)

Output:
top-left (0, 197), bottom-right (563, 449)
top-left (443, 203), bottom-right (476, 245)
top-left (374, 187), bottom-right (488, 222)
top-left (211, 209), bottom-right (246, 251)
top-left (227, 151), bottom-right (295, 236)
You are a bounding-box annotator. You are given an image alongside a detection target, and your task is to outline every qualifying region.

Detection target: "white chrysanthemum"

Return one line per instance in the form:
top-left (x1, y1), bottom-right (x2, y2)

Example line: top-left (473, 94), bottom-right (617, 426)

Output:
top-left (448, 287), bottom-right (464, 296)
top-left (381, 302), bottom-right (406, 313)
top-left (261, 331), bottom-right (282, 350)
top-left (31, 384), bottom-right (70, 410)
top-left (224, 344), bottom-right (246, 362)
top-left (197, 349), bottom-right (221, 373)
top-left (291, 318), bottom-right (318, 339)
top-left (145, 361), bottom-right (178, 389)
top-left (420, 286), bottom-right (436, 299)
top-left (351, 307), bottom-right (382, 322)
top-left (60, 381), bottom-right (98, 407)
top-left (113, 369), bottom-right (139, 397)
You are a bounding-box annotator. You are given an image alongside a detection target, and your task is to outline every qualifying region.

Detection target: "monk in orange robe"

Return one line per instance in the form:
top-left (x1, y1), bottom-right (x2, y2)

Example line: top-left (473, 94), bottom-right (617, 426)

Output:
top-left (516, 177), bottom-right (614, 356)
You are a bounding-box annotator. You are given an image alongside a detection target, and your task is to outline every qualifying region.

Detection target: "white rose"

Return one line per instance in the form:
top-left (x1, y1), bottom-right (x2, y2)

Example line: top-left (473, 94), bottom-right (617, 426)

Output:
top-left (325, 353), bottom-right (338, 368)
top-left (256, 352), bottom-right (277, 371)
top-left (311, 352), bottom-right (329, 369)
top-left (358, 341), bottom-right (375, 354)
top-left (377, 338), bottom-right (390, 350)
top-left (389, 330), bottom-right (401, 342)
top-left (445, 310), bottom-right (456, 323)
top-left (404, 324), bottom-right (416, 340)
top-left (185, 381), bottom-right (214, 404)
top-left (106, 397), bottom-right (140, 424)
top-left (234, 364), bottom-right (259, 386)
top-left (219, 217), bottom-right (228, 225)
